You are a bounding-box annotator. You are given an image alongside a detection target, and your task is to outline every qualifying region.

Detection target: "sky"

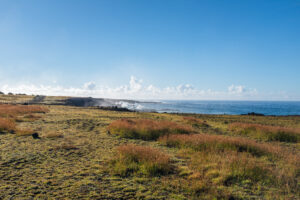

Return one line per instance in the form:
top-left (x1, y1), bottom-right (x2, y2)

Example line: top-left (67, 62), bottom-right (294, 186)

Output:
top-left (0, 0), bottom-right (299, 100)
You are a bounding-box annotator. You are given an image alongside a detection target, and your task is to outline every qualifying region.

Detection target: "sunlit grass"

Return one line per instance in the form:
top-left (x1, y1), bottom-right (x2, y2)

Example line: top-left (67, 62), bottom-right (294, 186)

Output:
top-left (229, 122), bottom-right (300, 142)
top-left (159, 133), bottom-right (300, 196)
top-left (111, 144), bottom-right (173, 177)
top-left (0, 117), bottom-right (16, 133)
top-left (108, 118), bottom-right (193, 140)
top-left (0, 104), bottom-right (49, 118)
top-left (159, 133), bottom-right (281, 157)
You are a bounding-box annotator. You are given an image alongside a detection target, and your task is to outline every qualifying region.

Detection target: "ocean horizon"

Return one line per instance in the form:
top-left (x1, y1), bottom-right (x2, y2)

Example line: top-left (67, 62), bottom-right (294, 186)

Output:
top-left (123, 100), bottom-right (300, 116)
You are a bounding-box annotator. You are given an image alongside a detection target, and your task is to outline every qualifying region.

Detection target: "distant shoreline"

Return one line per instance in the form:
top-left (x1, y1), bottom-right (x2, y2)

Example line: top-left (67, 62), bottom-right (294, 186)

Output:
top-left (1, 94), bottom-right (300, 116)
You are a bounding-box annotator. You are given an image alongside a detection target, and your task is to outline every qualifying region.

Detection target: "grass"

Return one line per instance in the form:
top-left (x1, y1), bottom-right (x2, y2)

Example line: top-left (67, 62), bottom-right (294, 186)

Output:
top-left (0, 117), bottom-right (16, 133)
top-left (43, 131), bottom-right (64, 138)
top-left (111, 144), bottom-right (173, 177)
top-left (229, 122), bottom-right (300, 142)
top-left (183, 116), bottom-right (210, 128)
top-left (0, 95), bottom-right (299, 199)
top-left (0, 104), bottom-right (49, 136)
top-left (107, 118), bottom-right (193, 140)
top-left (0, 104), bottom-right (49, 118)
top-left (159, 133), bottom-right (283, 157)
top-left (16, 129), bottom-right (35, 136)
top-left (159, 133), bottom-right (300, 197)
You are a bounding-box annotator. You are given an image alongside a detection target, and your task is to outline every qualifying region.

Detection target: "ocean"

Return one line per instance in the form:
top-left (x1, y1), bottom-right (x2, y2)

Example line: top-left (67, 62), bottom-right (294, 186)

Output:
top-left (123, 100), bottom-right (300, 116)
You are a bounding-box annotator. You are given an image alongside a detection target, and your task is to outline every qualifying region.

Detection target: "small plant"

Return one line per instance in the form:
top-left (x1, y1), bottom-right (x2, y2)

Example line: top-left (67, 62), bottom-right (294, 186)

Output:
top-left (111, 144), bottom-right (173, 177)
top-left (229, 122), bottom-right (300, 142)
top-left (107, 118), bottom-right (193, 140)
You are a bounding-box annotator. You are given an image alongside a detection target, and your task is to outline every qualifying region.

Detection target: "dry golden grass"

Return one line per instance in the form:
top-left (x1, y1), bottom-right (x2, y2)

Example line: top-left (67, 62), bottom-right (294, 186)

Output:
top-left (229, 122), bottom-right (300, 142)
top-left (0, 104), bottom-right (48, 136)
top-left (0, 117), bottom-right (16, 133)
top-left (16, 129), bottom-right (35, 136)
top-left (23, 114), bottom-right (42, 120)
top-left (111, 144), bottom-right (173, 176)
top-left (183, 116), bottom-right (210, 127)
top-left (43, 131), bottom-right (64, 138)
top-left (54, 141), bottom-right (78, 150)
top-left (108, 118), bottom-right (193, 140)
top-left (0, 104), bottom-right (49, 118)
top-left (159, 133), bottom-right (300, 195)
top-left (159, 133), bottom-right (284, 157)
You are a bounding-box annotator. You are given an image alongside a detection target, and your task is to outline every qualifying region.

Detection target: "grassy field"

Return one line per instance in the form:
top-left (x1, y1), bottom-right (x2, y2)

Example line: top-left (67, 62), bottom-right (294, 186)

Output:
top-left (0, 95), bottom-right (299, 199)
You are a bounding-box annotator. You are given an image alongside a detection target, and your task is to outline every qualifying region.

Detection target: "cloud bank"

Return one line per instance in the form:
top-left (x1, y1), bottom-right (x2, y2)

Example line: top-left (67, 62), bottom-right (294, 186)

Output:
top-left (0, 76), bottom-right (289, 100)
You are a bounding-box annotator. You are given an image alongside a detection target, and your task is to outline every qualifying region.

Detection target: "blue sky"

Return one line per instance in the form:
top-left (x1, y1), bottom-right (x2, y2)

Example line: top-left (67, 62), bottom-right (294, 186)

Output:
top-left (0, 0), bottom-right (299, 100)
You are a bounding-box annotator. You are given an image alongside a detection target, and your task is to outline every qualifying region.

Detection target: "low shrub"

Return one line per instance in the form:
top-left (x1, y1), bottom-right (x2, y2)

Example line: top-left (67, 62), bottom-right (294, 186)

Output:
top-left (229, 123), bottom-right (300, 142)
top-left (107, 118), bottom-right (193, 140)
top-left (111, 144), bottom-right (173, 177)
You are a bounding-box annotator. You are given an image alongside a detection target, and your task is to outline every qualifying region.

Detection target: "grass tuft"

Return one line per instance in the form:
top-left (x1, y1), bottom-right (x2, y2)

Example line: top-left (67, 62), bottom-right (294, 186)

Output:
top-left (0, 117), bottom-right (16, 133)
top-left (111, 144), bottom-right (173, 177)
top-left (229, 122), bottom-right (300, 142)
top-left (16, 129), bottom-right (35, 136)
top-left (107, 118), bottom-right (193, 140)
top-left (0, 104), bottom-right (49, 118)
top-left (183, 116), bottom-right (210, 128)
top-left (159, 133), bottom-right (280, 157)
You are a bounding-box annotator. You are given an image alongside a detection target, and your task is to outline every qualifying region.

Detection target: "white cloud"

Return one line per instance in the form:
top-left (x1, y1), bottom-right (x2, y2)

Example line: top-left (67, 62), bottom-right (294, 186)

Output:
top-left (83, 82), bottom-right (96, 90)
top-left (228, 85), bottom-right (246, 94)
top-left (0, 76), bottom-right (268, 100)
top-left (228, 84), bottom-right (258, 96)
top-left (129, 76), bottom-right (143, 93)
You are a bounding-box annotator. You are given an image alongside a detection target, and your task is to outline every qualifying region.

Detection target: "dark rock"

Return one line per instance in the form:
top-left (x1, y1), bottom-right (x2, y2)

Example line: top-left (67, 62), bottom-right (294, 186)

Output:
top-left (32, 133), bottom-right (40, 139)
top-left (242, 112), bottom-right (265, 116)
top-left (97, 106), bottom-right (132, 112)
